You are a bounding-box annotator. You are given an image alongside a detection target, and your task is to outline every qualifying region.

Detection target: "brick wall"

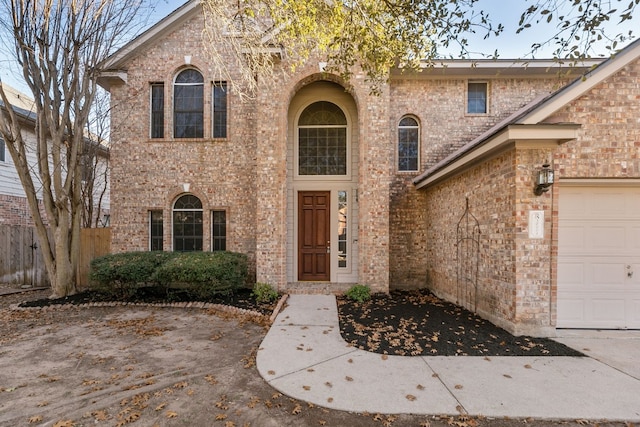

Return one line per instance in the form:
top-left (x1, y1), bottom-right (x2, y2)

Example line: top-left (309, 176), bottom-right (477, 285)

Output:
top-left (388, 76), bottom-right (571, 289)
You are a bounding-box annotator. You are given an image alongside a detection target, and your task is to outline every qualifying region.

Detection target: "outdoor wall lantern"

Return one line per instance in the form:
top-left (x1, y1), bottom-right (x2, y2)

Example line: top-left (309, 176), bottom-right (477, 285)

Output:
top-left (534, 163), bottom-right (554, 196)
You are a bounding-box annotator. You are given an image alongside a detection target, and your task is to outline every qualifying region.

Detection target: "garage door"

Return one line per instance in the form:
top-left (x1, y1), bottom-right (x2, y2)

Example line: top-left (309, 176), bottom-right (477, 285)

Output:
top-left (557, 185), bottom-right (640, 329)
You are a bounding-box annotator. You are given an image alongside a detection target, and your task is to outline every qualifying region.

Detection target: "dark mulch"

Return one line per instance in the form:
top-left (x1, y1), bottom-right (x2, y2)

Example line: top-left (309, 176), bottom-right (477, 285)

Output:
top-left (337, 289), bottom-right (584, 357)
top-left (18, 287), bottom-right (278, 316)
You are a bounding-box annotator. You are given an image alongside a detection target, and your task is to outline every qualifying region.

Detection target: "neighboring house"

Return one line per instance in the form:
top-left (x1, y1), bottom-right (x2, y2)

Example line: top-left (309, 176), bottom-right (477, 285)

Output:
top-left (100, 0), bottom-right (639, 336)
top-left (0, 84), bottom-right (110, 285)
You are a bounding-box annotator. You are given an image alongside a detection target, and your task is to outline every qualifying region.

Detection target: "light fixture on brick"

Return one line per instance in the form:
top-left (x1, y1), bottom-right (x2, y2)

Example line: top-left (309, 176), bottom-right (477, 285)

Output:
top-left (534, 163), bottom-right (554, 196)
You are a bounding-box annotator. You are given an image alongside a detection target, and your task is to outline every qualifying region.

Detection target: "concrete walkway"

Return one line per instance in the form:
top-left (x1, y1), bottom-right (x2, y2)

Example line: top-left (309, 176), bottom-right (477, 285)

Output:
top-left (256, 294), bottom-right (640, 421)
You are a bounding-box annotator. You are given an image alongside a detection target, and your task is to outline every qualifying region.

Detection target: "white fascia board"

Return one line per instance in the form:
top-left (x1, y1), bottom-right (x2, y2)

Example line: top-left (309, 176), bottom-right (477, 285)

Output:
top-left (413, 124), bottom-right (580, 190)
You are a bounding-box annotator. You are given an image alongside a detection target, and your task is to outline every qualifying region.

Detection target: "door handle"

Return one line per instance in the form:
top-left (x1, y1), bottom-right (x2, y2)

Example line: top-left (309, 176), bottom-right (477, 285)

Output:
top-left (327, 241), bottom-right (330, 253)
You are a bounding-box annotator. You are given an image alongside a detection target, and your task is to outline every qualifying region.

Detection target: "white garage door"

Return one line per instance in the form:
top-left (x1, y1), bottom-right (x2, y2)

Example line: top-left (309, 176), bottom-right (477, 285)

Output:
top-left (557, 185), bottom-right (640, 329)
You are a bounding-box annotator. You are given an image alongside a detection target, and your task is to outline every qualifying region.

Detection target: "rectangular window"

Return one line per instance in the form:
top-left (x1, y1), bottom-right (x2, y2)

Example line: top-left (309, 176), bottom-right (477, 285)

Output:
top-left (467, 82), bottom-right (488, 114)
top-left (0, 137), bottom-right (5, 162)
top-left (150, 210), bottom-right (163, 251)
top-left (338, 191), bottom-right (347, 268)
top-left (212, 81), bottom-right (227, 138)
top-left (212, 210), bottom-right (227, 251)
top-left (150, 83), bottom-right (164, 138)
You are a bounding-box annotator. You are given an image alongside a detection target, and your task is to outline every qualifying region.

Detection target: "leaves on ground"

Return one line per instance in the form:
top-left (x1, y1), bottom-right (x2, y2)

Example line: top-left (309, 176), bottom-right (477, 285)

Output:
top-left (337, 290), bottom-right (584, 357)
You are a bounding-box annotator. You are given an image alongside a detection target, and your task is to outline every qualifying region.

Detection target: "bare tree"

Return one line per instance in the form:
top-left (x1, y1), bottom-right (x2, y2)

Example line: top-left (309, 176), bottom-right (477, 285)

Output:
top-left (81, 88), bottom-right (110, 229)
top-left (0, 0), bottom-right (143, 297)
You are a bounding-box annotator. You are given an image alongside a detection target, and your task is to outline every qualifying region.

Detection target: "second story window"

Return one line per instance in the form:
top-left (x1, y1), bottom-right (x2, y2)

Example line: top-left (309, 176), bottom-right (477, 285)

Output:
top-left (398, 116), bottom-right (419, 172)
top-left (467, 82), bottom-right (488, 114)
top-left (150, 83), bottom-right (164, 138)
top-left (174, 69), bottom-right (204, 138)
top-left (212, 81), bottom-right (227, 138)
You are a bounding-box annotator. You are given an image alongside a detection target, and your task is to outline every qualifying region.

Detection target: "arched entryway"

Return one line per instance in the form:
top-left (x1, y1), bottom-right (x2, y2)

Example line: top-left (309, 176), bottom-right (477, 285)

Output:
top-left (286, 81), bottom-right (359, 287)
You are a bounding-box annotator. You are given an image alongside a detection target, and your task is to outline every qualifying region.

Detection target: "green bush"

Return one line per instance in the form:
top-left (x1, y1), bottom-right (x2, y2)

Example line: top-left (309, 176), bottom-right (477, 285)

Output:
top-left (89, 251), bottom-right (173, 298)
top-left (252, 282), bottom-right (279, 303)
top-left (151, 251), bottom-right (248, 299)
top-left (345, 284), bottom-right (371, 303)
top-left (89, 251), bottom-right (249, 300)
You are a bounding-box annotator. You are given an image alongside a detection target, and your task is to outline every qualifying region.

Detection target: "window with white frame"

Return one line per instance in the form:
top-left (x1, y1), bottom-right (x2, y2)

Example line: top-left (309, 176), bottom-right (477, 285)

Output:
top-left (467, 81), bottom-right (488, 114)
top-left (173, 195), bottom-right (203, 251)
top-left (174, 69), bottom-right (204, 138)
top-left (398, 116), bottom-right (419, 171)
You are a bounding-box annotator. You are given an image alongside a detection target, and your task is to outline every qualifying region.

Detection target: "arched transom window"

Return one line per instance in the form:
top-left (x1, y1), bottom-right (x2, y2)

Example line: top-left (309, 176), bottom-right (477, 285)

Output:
top-left (173, 194), bottom-right (203, 251)
top-left (174, 69), bottom-right (204, 138)
top-left (398, 116), bottom-right (419, 171)
top-left (298, 101), bottom-right (347, 176)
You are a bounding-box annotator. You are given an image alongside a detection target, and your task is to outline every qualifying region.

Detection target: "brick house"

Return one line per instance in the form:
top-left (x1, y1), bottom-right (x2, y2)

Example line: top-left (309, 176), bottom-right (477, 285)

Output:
top-left (100, 0), bottom-right (640, 336)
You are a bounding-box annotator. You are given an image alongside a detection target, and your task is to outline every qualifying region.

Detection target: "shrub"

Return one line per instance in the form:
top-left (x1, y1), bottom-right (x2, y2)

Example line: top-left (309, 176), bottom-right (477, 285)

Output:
top-left (151, 251), bottom-right (248, 299)
top-left (345, 284), bottom-right (371, 303)
top-left (252, 282), bottom-right (279, 303)
top-left (89, 251), bottom-right (173, 298)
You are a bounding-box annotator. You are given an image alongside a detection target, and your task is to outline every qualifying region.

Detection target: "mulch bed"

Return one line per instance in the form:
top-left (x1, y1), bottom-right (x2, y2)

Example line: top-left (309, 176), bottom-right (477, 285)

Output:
top-left (337, 289), bottom-right (584, 357)
top-left (17, 287), bottom-right (278, 316)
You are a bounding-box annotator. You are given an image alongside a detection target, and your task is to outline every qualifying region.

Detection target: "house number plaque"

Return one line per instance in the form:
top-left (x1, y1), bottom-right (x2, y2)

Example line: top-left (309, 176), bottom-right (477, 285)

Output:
top-left (529, 210), bottom-right (544, 239)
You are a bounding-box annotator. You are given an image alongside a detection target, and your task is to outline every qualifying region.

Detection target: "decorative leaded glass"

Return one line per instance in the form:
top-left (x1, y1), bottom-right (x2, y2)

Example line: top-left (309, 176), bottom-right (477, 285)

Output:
top-left (398, 116), bottom-right (419, 171)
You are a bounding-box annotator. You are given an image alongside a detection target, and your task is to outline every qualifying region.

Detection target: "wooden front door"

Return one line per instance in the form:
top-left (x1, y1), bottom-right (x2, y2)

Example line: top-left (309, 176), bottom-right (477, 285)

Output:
top-left (298, 191), bottom-right (331, 281)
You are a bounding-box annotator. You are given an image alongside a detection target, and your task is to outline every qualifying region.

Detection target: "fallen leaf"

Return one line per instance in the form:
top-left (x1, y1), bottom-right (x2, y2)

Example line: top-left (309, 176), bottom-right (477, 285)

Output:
top-left (416, 384), bottom-right (425, 390)
top-left (166, 411), bottom-right (178, 418)
top-left (267, 370), bottom-right (275, 375)
top-left (381, 354), bottom-right (388, 360)
top-left (292, 404), bottom-right (302, 415)
top-left (155, 403), bottom-right (167, 411)
top-left (345, 376), bottom-right (353, 381)
top-left (173, 381), bottom-right (188, 389)
top-left (406, 394), bottom-right (417, 401)
top-left (37, 401), bottom-right (49, 407)
top-left (454, 384), bottom-right (463, 389)
top-left (503, 374), bottom-right (512, 379)
top-left (524, 364), bottom-right (532, 369)
top-left (327, 397), bottom-right (334, 403)
top-left (303, 385), bottom-right (311, 391)
top-left (28, 415), bottom-right (43, 424)
top-left (204, 374), bottom-right (218, 385)
top-left (215, 414), bottom-right (228, 420)
top-left (92, 410), bottom-right (109, 421)
top-left (325, 382), bottom-right (333, 388)
top-left (347, 358), bottom-right (353, 363)
top-left (53, 420), bottom-right (74, 427)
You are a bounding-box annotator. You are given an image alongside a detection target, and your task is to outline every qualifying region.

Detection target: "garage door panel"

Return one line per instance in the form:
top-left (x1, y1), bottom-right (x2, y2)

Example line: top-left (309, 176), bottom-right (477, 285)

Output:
top-left (591, 226), bottom-right (626, 250)
top-left (591, 262), bottom-right (627, 285)
top-left (557, 261), bottom-right (584, 285)
top-left (558, 185), bottom-right (640, 329)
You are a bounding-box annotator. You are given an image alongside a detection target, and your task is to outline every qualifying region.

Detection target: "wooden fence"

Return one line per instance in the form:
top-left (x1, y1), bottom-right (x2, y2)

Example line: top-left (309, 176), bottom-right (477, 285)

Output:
top-left (78, 227), bottom-right (111, 288)
top-left (0, 226), bottom-right (110, 289)
top-left (0, 224), bottom-right (48, 287)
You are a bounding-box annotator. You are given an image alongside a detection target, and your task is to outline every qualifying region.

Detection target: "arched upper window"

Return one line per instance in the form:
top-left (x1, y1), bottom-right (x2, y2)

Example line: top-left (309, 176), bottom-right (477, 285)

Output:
top-left (398, 116), bottom-right (419, 172)
top-left (174, 69), bottom-right (204, 138)
top-left (173, 194), bottom-right (203, 251)
top-left (298, 101), bottom-right (347, 176)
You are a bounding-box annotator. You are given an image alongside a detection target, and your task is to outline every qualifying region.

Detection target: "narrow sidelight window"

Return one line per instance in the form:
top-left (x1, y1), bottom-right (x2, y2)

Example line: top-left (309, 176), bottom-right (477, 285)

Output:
top-left (338, 191), bottom-right (348, 268)
top-left (212, 81), bottom-right (227, 138)
top-left (150, 83), bottom-right (164, 138)
top-left (398, 116), bottom-right (419, 171)
top-left (212, 210), bottom-right (227, 251)
top-left (149, 210), bottom-right (163, 250)
top-left (0, 137), bottom-right (5, 162)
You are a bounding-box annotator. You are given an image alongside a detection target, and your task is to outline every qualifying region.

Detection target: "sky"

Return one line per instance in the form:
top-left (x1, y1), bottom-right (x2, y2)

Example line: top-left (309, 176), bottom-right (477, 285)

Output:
top-left (1, 0), bottom-right (638, 94)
